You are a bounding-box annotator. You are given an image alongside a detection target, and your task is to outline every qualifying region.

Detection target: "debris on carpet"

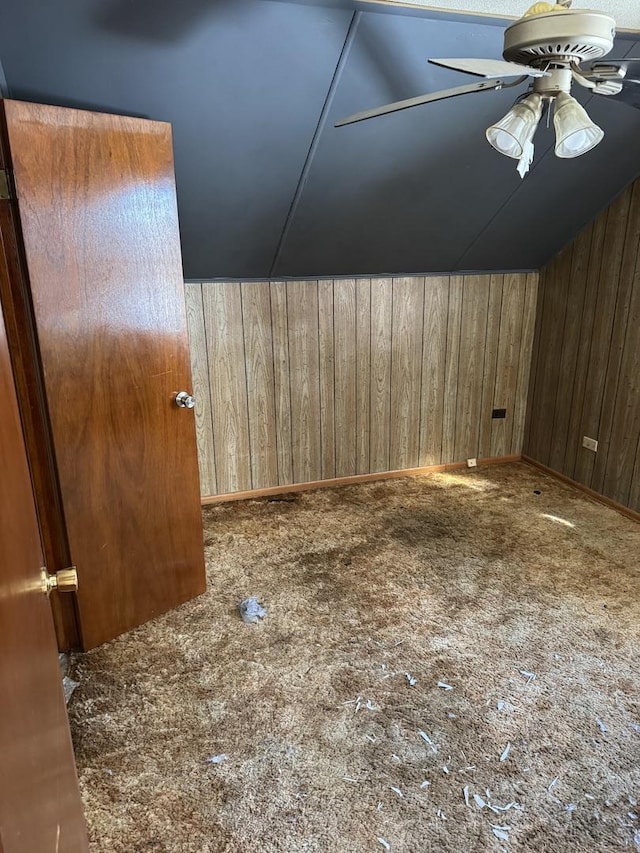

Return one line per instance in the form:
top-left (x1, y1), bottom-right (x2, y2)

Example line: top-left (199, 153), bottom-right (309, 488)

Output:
top-left (67, 464), bottom-right (640, 852)
top-left (239, 596), bottom-right (267, 624)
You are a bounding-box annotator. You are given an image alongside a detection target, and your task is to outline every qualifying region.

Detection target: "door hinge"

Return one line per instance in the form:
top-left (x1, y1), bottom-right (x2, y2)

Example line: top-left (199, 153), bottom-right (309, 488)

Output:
top-left (41, 566), bottom-right (79, 596)
top-left (0, 169), bottom-right (11, 200)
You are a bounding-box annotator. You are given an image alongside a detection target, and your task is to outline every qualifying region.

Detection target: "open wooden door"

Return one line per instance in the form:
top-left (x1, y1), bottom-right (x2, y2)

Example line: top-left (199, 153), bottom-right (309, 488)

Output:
top-left (0, 99), bottom-right (206, 650)
top-left (0, 297), bottom-right (88, 851)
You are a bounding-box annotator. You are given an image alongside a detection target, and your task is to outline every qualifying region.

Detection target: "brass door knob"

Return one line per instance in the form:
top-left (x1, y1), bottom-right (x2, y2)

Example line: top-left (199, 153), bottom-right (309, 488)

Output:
top-left (41, 566), bottom-right (78, 596)
top-left (175, 391), bottom-right (196, 409)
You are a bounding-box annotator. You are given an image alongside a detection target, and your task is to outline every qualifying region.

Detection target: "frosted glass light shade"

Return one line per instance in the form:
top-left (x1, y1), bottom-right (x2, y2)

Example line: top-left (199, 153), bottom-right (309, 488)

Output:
top-left (486, 93), bottom-right (543, 160)
top-left (554, 92), bottom-right (604, 158)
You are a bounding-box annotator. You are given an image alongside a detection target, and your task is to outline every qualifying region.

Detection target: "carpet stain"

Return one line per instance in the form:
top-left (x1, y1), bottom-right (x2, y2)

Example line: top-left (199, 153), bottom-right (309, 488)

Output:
top-left (68, 463), bottom-right (640, 852)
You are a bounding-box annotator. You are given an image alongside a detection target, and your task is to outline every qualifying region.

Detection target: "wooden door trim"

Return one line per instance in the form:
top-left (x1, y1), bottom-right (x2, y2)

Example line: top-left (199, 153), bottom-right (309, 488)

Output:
top-left (205, 454), bottom-right (640, 523)
top-left (0, 102), bottom-right (80, 650)
top-left (201, 453), bottom-right (522, 504)
top-left (0, 261), bottom-right (88, 851)
top-left (522, 455), bottom-right (640, 523)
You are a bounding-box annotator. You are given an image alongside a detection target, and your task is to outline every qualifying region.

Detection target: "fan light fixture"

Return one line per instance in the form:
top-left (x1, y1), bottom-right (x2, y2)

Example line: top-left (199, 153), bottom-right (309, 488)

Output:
top-left (485, 89), bottom-right (604, 173)
top-left (335, 5), bottom-right (623, 180)
top-left (553, 91), bottom-right (604, 157)
top-left (486, 93), bottom-right (543, 159)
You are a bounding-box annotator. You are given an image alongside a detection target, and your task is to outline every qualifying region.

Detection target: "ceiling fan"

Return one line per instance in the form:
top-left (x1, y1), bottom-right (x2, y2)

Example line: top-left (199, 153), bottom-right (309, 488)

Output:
top-left (335, 1), bottom-right (640, 177)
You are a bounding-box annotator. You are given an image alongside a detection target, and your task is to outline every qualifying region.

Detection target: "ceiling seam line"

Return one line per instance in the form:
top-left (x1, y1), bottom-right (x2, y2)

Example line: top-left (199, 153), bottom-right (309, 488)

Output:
top-left (452, 132), bottom-right (559, 272)
top-left (268, 10), bottom-right (361, 279)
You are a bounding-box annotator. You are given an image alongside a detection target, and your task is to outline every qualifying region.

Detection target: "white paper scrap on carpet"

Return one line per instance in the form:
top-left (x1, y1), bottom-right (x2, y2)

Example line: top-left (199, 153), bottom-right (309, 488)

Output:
top-left (239, 596), bottom-right (266, 624)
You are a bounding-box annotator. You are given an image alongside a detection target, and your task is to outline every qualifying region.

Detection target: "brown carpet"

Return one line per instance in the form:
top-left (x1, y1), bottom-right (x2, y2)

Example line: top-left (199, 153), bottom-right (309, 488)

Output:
top-left (68, 463), bottom-right (640, 852)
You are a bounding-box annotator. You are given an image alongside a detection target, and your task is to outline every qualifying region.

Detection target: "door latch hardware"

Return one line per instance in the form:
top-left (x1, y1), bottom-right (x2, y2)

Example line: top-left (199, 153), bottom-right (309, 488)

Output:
top-left (175, 391), bottom-right (196, 409)
top-left (41, 566), bottom-right (78, 596)
top-left (0, 170), bottom-right (11, 200)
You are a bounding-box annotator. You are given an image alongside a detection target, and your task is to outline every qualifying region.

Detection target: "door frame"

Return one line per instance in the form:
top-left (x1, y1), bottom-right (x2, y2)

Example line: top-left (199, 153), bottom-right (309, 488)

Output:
top-left (0, 106), bottom-right (80, 649)
top-left (0, 259), bottom-right (88, 852)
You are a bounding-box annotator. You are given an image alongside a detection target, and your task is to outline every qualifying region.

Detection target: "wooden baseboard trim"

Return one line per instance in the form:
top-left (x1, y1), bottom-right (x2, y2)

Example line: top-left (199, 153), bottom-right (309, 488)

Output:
top-left (200, 455), bottom-right (521, 506)
top-left (522, 455), bottom-right (640, 524)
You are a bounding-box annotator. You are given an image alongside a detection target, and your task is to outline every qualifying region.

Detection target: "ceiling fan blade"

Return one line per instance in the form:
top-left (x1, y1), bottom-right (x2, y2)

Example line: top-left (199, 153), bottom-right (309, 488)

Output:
top-left (589, 58), bottom-right (640, 65)
top-left (593, 78), bottom-right (640, 110)
top-left (586, 60), bottom-right (640, 79)
top-left (334, 78), bottom-right (505, 128)
top-left (428, 58), bottom-right (549, 79)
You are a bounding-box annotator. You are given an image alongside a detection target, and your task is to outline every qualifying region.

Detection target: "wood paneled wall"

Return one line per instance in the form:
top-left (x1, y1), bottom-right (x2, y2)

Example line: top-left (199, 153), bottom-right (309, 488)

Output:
top-left (525, 181), bottom-right (640, 514)
top-left (186, 274), bottom-right (538, 497)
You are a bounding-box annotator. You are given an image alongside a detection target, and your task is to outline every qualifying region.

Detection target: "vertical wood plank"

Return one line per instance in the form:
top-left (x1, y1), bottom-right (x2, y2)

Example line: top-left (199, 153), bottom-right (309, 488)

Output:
top-left (184, 283), bottom-right (216, 495)
top-left (203, 281), bottom-right (251, 493)
top-left (442, 276), bottom-right (463, 462)
top-left (241, 281), bottom-right (278, 490)
top-left (390, 276), bottom-right (424, 470)
top-left (525, 244), bottom-right (573, 466)
top-left (546, 226), bottom-right (592, 472)
top-left (524, 176), bottom-right (640, 515)
top-left (591, 181), bottom-right (640, 495)
top-left (455, 275), bottom-right (490, 461)
top-left (270, 281), bottom-right (293, 486)
top-left (334, 278), bottom-right (358, 477)
top-left (523, 270), bottom-right (546, 454)
top-left (573, 188), bottom-right (632, 488)
top-left (629, 438), bottom-right (640, 512)
top-left (194, 266), bottom-right (549, 500)
top-left (370, 278), bottom-right (392, 473)
top-left (562, 216), bottom-right (606, 477)
top-left (318, 280), bottom-right (335, 480)
top-left (356, 278), bottom-right (371, 475)
top-left (419, 275), bottom-right (449, 465)
top-left (511, 272), bottom-right (538, 455)
top-left (490, 273), bottom-right (524, 458)
top-left (287, 281), bottom-right (321, 483)
top-left (479, 274), bottom-right (503, 458)
top-left (600, 265), bottom-right (640, 504)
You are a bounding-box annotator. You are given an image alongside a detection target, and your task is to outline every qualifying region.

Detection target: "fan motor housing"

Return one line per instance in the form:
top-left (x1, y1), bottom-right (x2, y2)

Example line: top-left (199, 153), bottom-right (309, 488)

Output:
top-left (503, 10), bottom-right (615, 66)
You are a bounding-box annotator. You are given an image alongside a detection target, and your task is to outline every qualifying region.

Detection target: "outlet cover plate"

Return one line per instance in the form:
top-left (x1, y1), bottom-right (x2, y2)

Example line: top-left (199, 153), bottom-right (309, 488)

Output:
top-left (467, 458), bottom-right (478, 468)
top-left (583, 436), bottom-right (598, 452)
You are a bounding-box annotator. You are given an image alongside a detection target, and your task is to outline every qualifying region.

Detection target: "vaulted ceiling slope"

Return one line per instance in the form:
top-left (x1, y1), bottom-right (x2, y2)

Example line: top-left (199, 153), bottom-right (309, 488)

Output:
top-left (1, 0), bottom-right (640, 278)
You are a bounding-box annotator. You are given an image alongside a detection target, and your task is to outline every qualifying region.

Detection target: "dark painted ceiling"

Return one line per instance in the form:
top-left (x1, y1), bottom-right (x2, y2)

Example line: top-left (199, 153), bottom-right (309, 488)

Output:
top-left (1, 0), bottom-right (640, 278)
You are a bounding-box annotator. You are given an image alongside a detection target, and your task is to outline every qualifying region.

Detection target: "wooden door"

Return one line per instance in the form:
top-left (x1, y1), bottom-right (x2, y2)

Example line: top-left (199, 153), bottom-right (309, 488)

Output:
top-left (1, 100), bottom-right (206, 650)
top-left (0, 297), bottom-right (88, 851)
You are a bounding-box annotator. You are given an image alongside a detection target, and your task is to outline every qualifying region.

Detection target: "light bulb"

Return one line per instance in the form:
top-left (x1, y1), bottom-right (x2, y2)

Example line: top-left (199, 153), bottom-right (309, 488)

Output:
top-left (554, 92), bottom-right (604, 158)
top-left (486, 93), bottom-right (544, 160)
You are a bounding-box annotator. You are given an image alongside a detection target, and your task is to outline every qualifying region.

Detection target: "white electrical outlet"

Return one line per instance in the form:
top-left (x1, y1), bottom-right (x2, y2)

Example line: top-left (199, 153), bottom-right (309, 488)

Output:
top-left (583, 436), bottom-right (598, 453)
top-left (467, 458), bottom-right (477, 468)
